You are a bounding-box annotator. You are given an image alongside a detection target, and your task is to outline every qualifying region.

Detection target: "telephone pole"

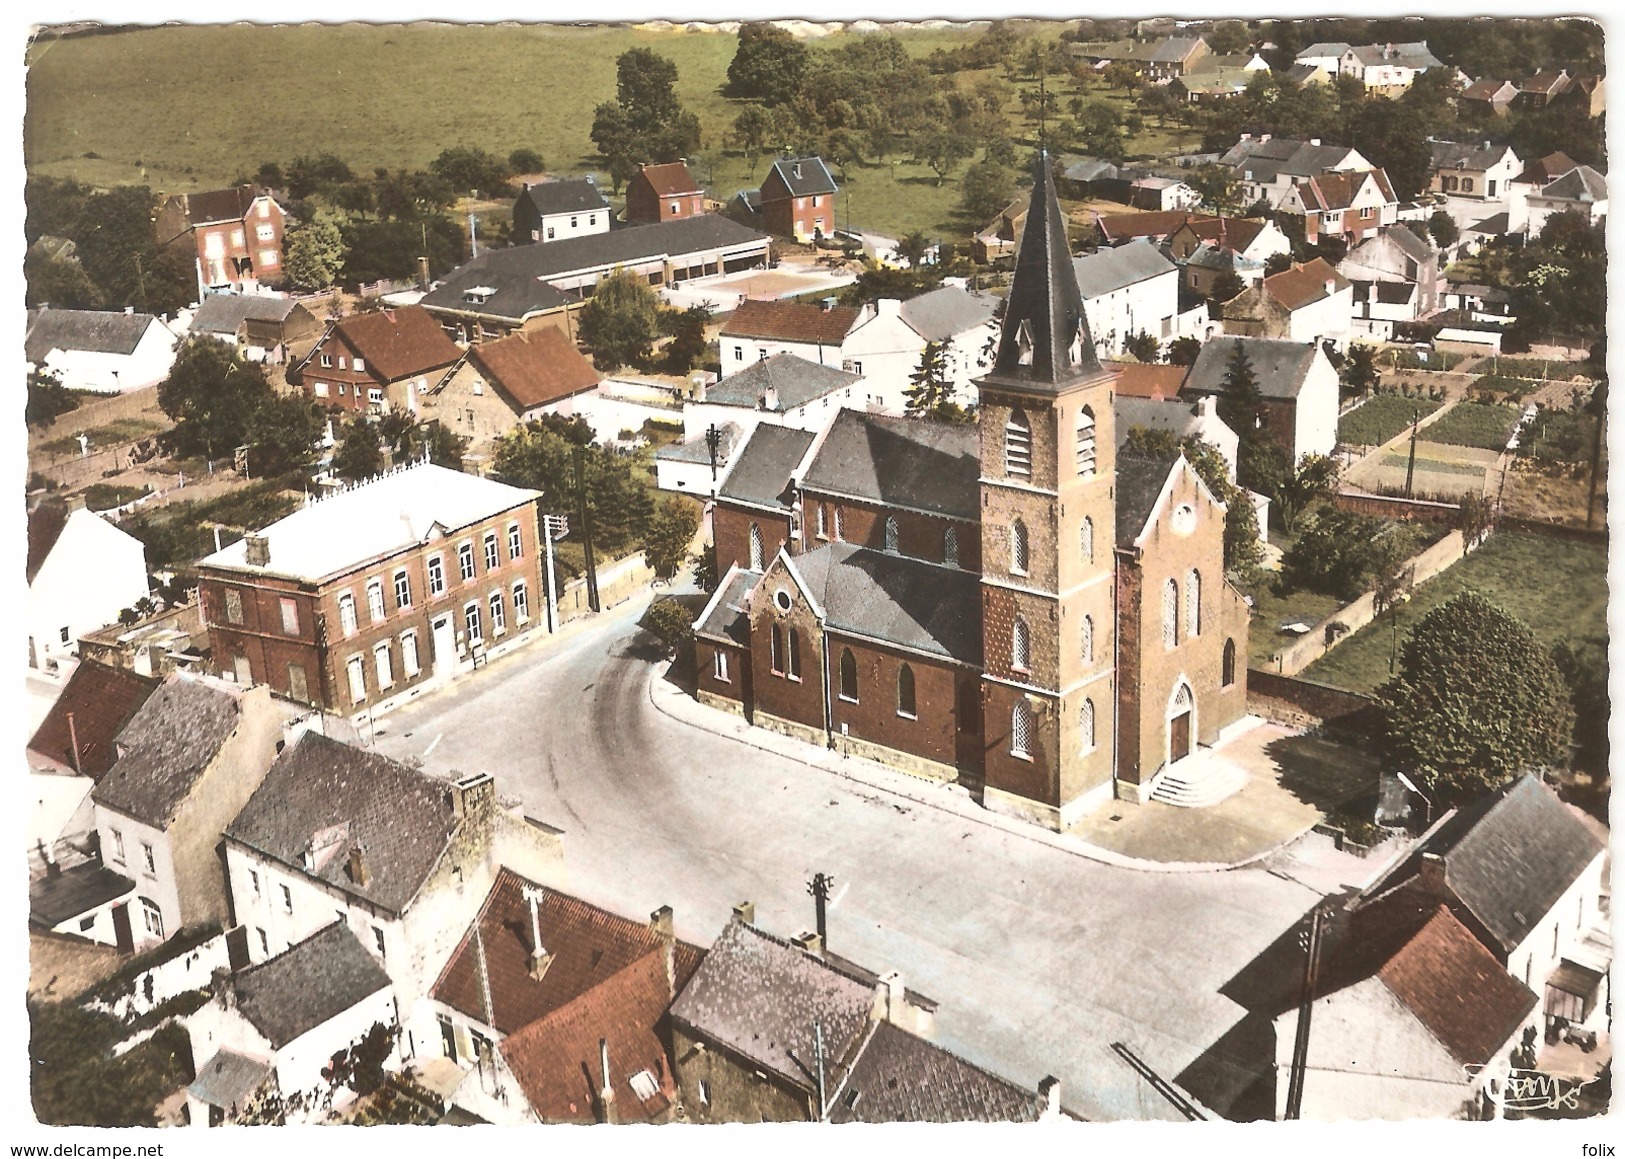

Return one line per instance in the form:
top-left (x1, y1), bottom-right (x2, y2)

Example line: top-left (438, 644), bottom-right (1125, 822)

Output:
top-left (1284, 906), bottom-right (1329, 1120)
top-left (1403, 407), bottom-right (1420, 499)
top-left (571, 446), bottom-right (600, 613)
top-left (807, 872), bottom-right (834, 945)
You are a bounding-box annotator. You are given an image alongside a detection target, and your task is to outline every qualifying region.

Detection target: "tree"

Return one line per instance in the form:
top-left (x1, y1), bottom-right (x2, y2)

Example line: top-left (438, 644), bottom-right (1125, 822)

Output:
top-left (1102, 61), bottom-right (1142, 94)
top-left (1070, 102), bottom-right (1126, 162)
top-left (592, 48), bottom-right (703, 185)
top-left (1379, 591), bottom-right (1575, 804)
top-left (693, 542), bottom-right (720, 593)
top-left (1188, 163), bottom-right (1242, 216)
top-left (429, 147), bottom-right (512, 198)
top-left (157, 339), bottom-right (275, 462)
top-left (244, 394), bottom-right (324, 479)
top-left (904, 342), bottom-right (952, 417)
top-left (662, 305), bottom-right (711, 374)
top-left (27, 370), bottom-right (79, 429)
top-left (644, 596), bottom-right (695, 655)
top-left (1207, 20), bottom-right (1251, 54)
top-left (1123, 331), bottom-right (1159, 363)
top-left (1340, 342), bottom-right (1381, 399)
top-left (1215, 339), bottom-right (1266, 446)
top-left (1427, 209), bottom-right (1459, 250)
top-left (1281, 506), bottom-right (1418, 601)
top-left (1166, 336), bottom-right (1202, 366)
top-left (508, 148), bottom-right (545, 174)
top-left (283, 210), bottom-right (346, 291)
top-left (1372, 555), bottom-right (1416, 676)
top-left (73, 185), bottom-right (190, 313)
top-left (958, 158), bottom-right (1015, 225)
top-left (643, 497), bottom-right (701, 580)
top-left (578, 268), bottom-right (662, 373)
top-left (25, 252), bottom-right (101, 309)
top-left (727, 22), bottom-right (809, 103)
top-left (895, 230), bottom-right (932, 270)
top-left (913, 128), bottom-right (975, 186)
top-left (1121, 428), bottom-right (1263, 572)
top-left (332, 417), bottom-right (386, 482)
top-left (492, 422), bottom-right (653, 557)
top-left (1455, 489), bottom-right (1493, 555)
top-left (729, 106), bottom-right (775, 179)
top-left (1272, 453), bottom-right (1340, 536)
top-left (1208, 269), bottom-right (1246, 309)
top-left (1552, 636), bottom-right (1608, 778)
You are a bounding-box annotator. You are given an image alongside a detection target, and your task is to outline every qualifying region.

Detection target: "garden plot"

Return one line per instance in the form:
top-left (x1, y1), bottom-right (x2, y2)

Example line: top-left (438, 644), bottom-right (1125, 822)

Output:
top-left (1345, 440), bottom-right (1499, 500)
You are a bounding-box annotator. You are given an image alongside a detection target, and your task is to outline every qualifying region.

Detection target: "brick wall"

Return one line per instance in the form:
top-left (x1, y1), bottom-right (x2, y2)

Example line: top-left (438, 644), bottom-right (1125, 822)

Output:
top-left (827, 634), bottom-right (967, 772)
top-left (802, 494), bottom-right (979, 573)
top-left (714, 504), bottom-right (790, 572)
top-left (748, 564), bottom-right (827, 736)
top-left (671, 1025), bottom-right (811, 1123)
top-left (695, 638), bottom-right (750, 711)
top-left (1247, 669), bottom-right (1383, 736)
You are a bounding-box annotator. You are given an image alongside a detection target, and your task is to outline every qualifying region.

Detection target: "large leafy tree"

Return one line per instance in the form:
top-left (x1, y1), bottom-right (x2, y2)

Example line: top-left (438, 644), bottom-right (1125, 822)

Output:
top-left (491, 421), bottom-right (653, 557)
top-left (1280, 506), bottom-right (1418, 601)
top-left (643, 497), bottom-right (701, 581)
top-left (26, 370), bottom-right (79, 430)
top-left (284, 210), bottom-right (347, 291)
top-left (958, 158), bottom-right (1015, 224)
top-left (157, 340), bottom-right (274, 462)
top-left (74, 186), bottom-right (193, 313)
top-left (428, 147), bottom-right (513, 198)
top-left (590, 48), bottom-right (703, 191)
top-left (332, 416), bottom-right (386, 482)
top-left (245, 394), bottom-right (324, 479)
top-left (1271, 452), bottom-right (1340, 536)
top-left (727, 22), bottom-right (809, 103)
top-left (1380, 591), bottom-right (1575, 804)
top-left (578, 268), bottom-right (662, 373)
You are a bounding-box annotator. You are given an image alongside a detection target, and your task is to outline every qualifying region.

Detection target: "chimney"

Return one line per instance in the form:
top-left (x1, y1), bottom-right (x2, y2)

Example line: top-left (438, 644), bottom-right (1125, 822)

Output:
top-left (732, 901), bottom-right (756, 926)
top-left (1325, 278), bottom-right (1336, 295)
top-left (46, 857), bottom-right (61, 879)
top-left (345, 845), bottom-right (371, 889)
top-left (416, 256), bottom-right (431, 290)
top-left (792, 930), bottom-right (823, 957)
top-left (875, 969), bottom-right (908, 1026)
top-left (649, 905), bottom-right (674, 939)
top-left (1038, 1076), bottom-right (1063, 1120)
top-left (793, 162), bottom-right (803, 180)
top-left (124, 305), bottom-right (135, 315)
top-left (65, 493), bottom-right (87, 513)
top-left (820, 296), bottom-right (837, 312)
top-left (523, 886), bottom-right (553, 981)
top-left (1418, 851), bottom-right (1449, 895)
top-left (449, 771), bottom-right (495, 820)
top-left (762, 383), bottom-right (779, 412)
top-left (598, 1037), bottom-right (616, 1124)
top-left (1309, 138), bottom-right (1321, 147)
top-left (244, 534), bottom-right (270, 567)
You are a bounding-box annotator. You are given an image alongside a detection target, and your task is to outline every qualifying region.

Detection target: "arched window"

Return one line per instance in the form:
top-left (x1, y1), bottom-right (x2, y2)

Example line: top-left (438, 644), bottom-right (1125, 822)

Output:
top-left (897, 664), bottom-right (916, 718)
top-left (816, 504), bottom-right (827, 539)
top-left (1163, 578), bottom-right (1179, 649)
top-left (787, 629), bottom-right (802, 680)
top-left (1076, 407), bottom-right (1097, 479)
top-left (1222, 638), bottom-right (1237, 687)
top-left (834, 506), bottom-right (846, 541)
top-left (1080, 698), bottom-right (1096, 753)
top-left (1005, 410), bottom-right (1032, 479)
top-left (1012, 617), bottom-right (1031, 673)
top-left (1011, 699), bottom-right (1034, 757)
top-left (1081, 614), bottom-right (1094, 666)
top-left (1081, 516), bottom-right (1094, 565)
top-left (1186, 569), bottom-right (1201, 637)
top-left (749, 523), bottom-right (764, 571)
top-left (839, 648), bottom-right (858, 702)
top-left (1011, 519), bottom-right (1029, 576)
top-left (139, 897), bottom-right (164, 939)
top-left (943, 526), bottom-right (959, 568)
top-left (884, 516), bottom-right (899, 554)
top-left (770, 624), bottom-right (784, 674)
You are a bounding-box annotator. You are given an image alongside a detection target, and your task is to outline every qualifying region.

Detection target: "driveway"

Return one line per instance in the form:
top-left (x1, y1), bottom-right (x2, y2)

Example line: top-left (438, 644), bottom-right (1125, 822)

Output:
top-left (372, 594), bottom-right (1379, 1121)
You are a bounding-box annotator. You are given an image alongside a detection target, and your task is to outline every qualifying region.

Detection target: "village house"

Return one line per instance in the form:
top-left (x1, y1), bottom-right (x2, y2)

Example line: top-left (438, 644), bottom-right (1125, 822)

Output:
top-left (753, 155), bottom-right (840, 242)
top-left (1172, 68), bottom-right (1261, 104)
top-left (1518, 69), bottom-right (1574, 108)
top-left (1166, 216), bottom-right (1292, 296)
top-left (1145, 35), bottom-right (1209, 80)
top-left (25, 307), bottom-right (179, 394)
top-left (289, 305), bottom-right (463, 415)
top-left (222, 731), bottom-right (565, 1043)
top-left (1426, 140), bottom-right (1522, 202)
top-left (422, 869), bottom-right (704, 1125)
top-left (513, 178), bottom-right (612, 244)
top-left (28, 496), bottom-right (150, 673)
top-left (186, 294), bottom-right (322, 365)
top-left (1338, 224), bottom-right (1444, 340)
top-left (1221, 258), bottom-right (1353, 348)
top-left (1181, 336), bottom-right (1340, 461)
top-left (1072, 240), bottom-right (1180, 358)
top-left (184, 921), bottom-right (399, 1126)
top-left (1114, 394), bottom-right (1239, 479)
top-left (897, 284), bottom-right (1001, 398)
top-left (1218, 135), bottom-right (1373, 210)
top-left (422, 327), bottom-right (600, 460)
top-left (1458, 78), bottom-right (1521, 117)
top-left (195, 460), bottom-right (546, 717)
top-left (1337, 42), bottom-right (1444, 96)
top-left (1562, 74), bottom-right (1606, 118)
top-left (155, 184), bottom-right (287, 296)
top-left (1092, 209), bottom-right (1203, 247)
top-left (689, 153), bottom-right (1250, 825)
top-left (719, 298), bottom-right (864, 378)
top-left (1292, 41), bottom-right (1351, 77)
top-left (624, 161), bottom-right (706, 226)
top-left (974, 195), bottom-right (1029, 263)
top-left (1504, 151), bottom-right (1578, 232)
top-left (1522, 165), bottom-right (1608, 237)
top-left (1277, 169), bottom-right (1400, 247)
top-left (77, 597), bottom-right (208, 680)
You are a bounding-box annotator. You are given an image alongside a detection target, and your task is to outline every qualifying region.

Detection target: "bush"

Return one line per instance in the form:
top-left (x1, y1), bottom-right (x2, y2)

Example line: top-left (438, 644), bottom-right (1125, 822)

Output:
top-left (1281, 508), bottom-right (1423, 602)
top-left (643, 597), bottom-right (694, 653)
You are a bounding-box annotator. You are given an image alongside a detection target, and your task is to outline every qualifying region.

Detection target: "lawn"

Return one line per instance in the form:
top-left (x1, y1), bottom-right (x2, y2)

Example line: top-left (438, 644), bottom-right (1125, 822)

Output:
top-left (1478, 355), bottom-right (1594, 381)
top-left (1421, 401), bottom-right (1522, 450)
top-left (1382, 348), bottom-right (1468, 372)
top-left (1301, 531), bottom-right (1608, 693)
top-left (1243, 582), bottom-right (1344, 670)
top-left (1338, 394), bottom-right (1443, 448)
top-left (36, 417), bottom-right (164, 458)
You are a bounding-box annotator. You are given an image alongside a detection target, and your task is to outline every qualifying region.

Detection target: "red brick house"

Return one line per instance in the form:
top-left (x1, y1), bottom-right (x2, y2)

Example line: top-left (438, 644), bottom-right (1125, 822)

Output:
top-left (756, 156), bottom-right (839, 243)
top-left (154, 184), bottom-right (286, 296)
top-left (625, 162), bottom-right (706, 226)
top-left (1276, 169), bottom-right (1399, 245)
top-left (692, 152), bottom-right (1249, 827)
top-left (290, 305), bottom-right (463, 415)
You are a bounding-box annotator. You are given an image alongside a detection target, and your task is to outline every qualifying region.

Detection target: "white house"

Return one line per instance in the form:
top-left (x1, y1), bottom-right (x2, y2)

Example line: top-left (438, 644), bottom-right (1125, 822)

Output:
top-left (1293, 42), bottom-right (1351, 77)
top-left (1338, 42), bottom-right (1444, 95)
top-left (1523, 165), bottom-right (1608, 238)
top-left (1071, 240), bottom-right (1180, 358)
top-left (840, 298), bottom-right (933, 413)
top-left (718, 298), bottom-right (865, 380)
top-left (26, 308), bottom-right (179, 394)
top-left (28, 500), bottom-right (149, 672)
top-left (513, 179), bottom-right (613, 245)
top-left (1219, 135), bottom-right (1372, 209)
top-left (1114, 395), bottom-right (1240, 480)
top-left (898, 284), bottom-right (1002, 402)
top-left (1182, 336), bottom-right (1341, 461)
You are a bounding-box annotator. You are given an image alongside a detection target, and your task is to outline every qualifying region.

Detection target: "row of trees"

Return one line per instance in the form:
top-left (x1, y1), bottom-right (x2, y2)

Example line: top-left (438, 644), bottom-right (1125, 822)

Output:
top-left (25, 179), bottom-right (195, 313)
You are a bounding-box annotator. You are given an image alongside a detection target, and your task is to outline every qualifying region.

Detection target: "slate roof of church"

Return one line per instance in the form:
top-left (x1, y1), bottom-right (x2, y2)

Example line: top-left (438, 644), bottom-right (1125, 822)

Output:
top-left (1115, 452), bottom-right (1183, 549)
top-left (800, 409), bottom-right (978, 520)
top-left (717, 424), bottom-right (816, 512)
top-left (787, 543), bottom-right (982, 665)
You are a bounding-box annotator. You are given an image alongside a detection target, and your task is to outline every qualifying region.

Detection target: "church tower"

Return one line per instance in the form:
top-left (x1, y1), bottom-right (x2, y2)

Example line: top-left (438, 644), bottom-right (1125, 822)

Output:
top-left (974, 150), bottom-right (1118, 831)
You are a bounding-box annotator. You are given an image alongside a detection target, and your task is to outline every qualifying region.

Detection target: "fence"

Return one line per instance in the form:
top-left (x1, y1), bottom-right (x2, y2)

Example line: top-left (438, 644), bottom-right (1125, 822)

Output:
top-left (28, 385), bottom-right (167, 451)
top-left (86, 930), bottom-right (234, 1023)
top-left (1246, 669), bottom-right (1384, 739)
top-left (1332, 490), bottom-right (1462, 525)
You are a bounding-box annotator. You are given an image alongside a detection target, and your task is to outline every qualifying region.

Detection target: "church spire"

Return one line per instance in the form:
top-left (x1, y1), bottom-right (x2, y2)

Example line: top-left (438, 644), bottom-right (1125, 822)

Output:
top-left (979, 149), bottom-right (1106, 394)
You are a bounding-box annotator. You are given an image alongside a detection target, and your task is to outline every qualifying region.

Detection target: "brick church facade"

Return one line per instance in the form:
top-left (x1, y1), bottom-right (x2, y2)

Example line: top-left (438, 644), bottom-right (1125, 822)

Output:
top-left (690, 154), bottom-right (1249, 829)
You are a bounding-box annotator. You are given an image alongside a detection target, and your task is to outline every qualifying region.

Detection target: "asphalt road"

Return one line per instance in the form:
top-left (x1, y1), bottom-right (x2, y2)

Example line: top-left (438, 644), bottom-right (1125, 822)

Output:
top-left (374, 593), bottom-right (1362, 1122)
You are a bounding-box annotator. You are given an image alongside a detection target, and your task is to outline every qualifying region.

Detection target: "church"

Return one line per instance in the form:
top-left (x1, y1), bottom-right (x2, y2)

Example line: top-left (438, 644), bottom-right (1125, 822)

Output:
top-left (690, 153), bottom-right (1250, 831)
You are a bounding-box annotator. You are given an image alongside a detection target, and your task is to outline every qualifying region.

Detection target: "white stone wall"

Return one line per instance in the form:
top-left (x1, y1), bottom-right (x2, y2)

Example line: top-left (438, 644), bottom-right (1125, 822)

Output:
top-left (534, 208), bottom-right (611, 244)
top-left (1292, 353), bottom-right (1342, 459)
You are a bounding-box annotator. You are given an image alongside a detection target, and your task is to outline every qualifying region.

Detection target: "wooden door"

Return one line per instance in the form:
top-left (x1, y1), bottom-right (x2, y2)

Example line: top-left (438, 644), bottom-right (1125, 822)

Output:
top-left (111, 902), bottom-right (134, 955)
top-left (1170, 711), bottom-right (1192, 764)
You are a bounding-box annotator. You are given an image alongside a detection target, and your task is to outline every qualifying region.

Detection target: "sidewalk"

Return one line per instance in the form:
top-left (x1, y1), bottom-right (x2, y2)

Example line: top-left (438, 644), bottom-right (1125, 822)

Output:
top-left (645, 662), bottom-right (1336, 875)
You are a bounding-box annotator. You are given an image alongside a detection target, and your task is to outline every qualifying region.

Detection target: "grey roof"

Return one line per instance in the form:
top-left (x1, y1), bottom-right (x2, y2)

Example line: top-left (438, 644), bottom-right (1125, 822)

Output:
top-left (1375, 281), bottom-right (1416, 305)
top-left (654, 422), bottom-right (742, 465)
top-left (423, 215), bottom-right (768, 323)
top-left (669, 918), bottom-right (877, 1090)
top-left (717, 424), bottom-right (816, 511)
top-left (191, 294), bottom-right (300, 336)
top-left (1114, 397), bottom-right (1218, 446)
top-left (1220, 137), bottom-right (1358, 184)
top-left (225, 731), bottom-right (459, 917)
top-left (1383, 223), bottom-right (1433, 263)
top-left (1537, 165), bottom-right (1607, 203)
top-left (1184, 336), bottom-right (1320, 402)
top-left (1287, 63), bottom-right (1325, 84)
top-left (29, 863), bottom-right (134, 928)
top-left (899, 285), bottom-right (999, 343)
top-left (1151, 35), bottom-right (1205, 63)
top-left (1060, 157), bottom-right (1121, 184)
top-left (25, 308), bottom-right (160, 362)
top-left (1428, 139), bottom-right (1516, 172)
top-left (1115, 452), bottom-right (1181, 548)
top-left (517, 178), bottom-right (610, 217)
top-left (1072, 240), bottom-right (1177, 299)
top-left (187, 1050), bottom-right (272, 1109)
top-left (766, 155), bottom-right (839, 198)
top-left (801, 409), bottom-right (978, 520)
top-left (1346, 42), bottom-right (1443, 70)
top-left (1467, 212), bottom-right (1511, 236)
top-left (705, 354), bottom-right (859, 412)
top-left (1296, 42), bottom-right (1351, 58)
top-left (788, 543), bottom-right (982, 665)
top-left (1374, 775), bottom-right (1605, 956)
top-left (92, 679), bottom-right (243, 828)
top-left (694, 567), bottom-right (759, 647)
top-left (828, 1021), bottom-right (1043, 1123)
top-left (232, 922), bottom-right (391, 1049)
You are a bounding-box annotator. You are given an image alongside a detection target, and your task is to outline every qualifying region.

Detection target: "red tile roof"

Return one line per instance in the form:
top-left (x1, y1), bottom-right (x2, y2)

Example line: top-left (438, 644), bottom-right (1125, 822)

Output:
top-left (1176, 215), bottom-right (1269, 253)
top-left (1094, 210), bottom-right (1201, 244)
top-left (720, 299), bottom-right (861, 345)
top-left (1293, 168), bottom-right (1396, 212)
top-left (330, 305), bottom-right (462, 384)
top-left (1264, 258), bottom-right (1350, 311)
top-left (467, 328), bottom-right (599, 412)
top-left (27, 660), bottom-right (162, 778)
top-left (635, 162), bottom-right (702, 198)
top-left (1108, 362), bottom-right (1189, 400)
top-left (1513, 152), bottom-right (1578, 186)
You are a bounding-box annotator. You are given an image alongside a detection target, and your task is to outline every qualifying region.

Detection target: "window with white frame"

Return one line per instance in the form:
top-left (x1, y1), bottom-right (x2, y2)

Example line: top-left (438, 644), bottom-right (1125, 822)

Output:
top-left (140, 897), bottom-right (164, 938)
top-left (465, 602), bottom-right (483, 643)
top-left (513, 582), bottom-right (530, 624)
top-left (110, 829), bottom-right (125, 864)
top-left (256, 223), bottom-right (275, 241)
top-left (280, 884), bottom-right (293, 913)
top-left (353, 358), bottom-right (365, 372)
top-left (834, 506), bottom-right (846, 541)
top-left (142, 842), bottom-right (156, 875)
top-left (347, 655), bottom-right (367, 703)
top-left (838, 648), bottom-right (858, 702)
top-left (490, 591), bottom-right (506, 634)
top-left (258, 927), bottom-right (269, 955)
top-left (884, 516), bottom-right (899, 554)
top-left (280, 598), bottom-right (300, 634)
top-left (230, 229), bottom-right (245, 247)
top-left (1081, 516), bottom-right (1094, 564)
top-left (338, 593), bottom-right (358, 636)
top-left (259, 249), bottom-right (279, 268)
top-left (1080, 699), bottom-right (1096, 752)
top-left (402, 631), bottom-right (421, 676)
top-left (816, 504), bottom-right (827, 539)
top-left (749, 523), bottom-right (764, 571)
top-left (428, 555), bottom-right (446, 595)
top-left (1005, 410), bottom-right (1033, 478)
top-left (249, 869), bottom-right (260, 894)
top-left (374, 642), bottom-right (393, 689)
top-left (394, 570), bottom-right (411, 609)
top-left (484, 532), bottom-right (499, 572)
top-left (321, 353), bottom-right (333, 369)
top-left (458, 542), bottom-right (475, 581)
top-left (1011, 700), bottom-right (1034, 758)
top-left (367, 580), bottom-right (385, 623)
top-left (897, 664), bottom-right (916, 718)
top-left (713, 649), bottom-right (730, 682)
top-left (508, 522), bottom-right (522, 560)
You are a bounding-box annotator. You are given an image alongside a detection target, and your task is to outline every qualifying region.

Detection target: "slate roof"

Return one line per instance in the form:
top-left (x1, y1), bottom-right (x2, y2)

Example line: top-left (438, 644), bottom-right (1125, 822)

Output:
top-left (785, 543), bottom-right (982, 665)
top-left (827, 1021), bottom-right (1043, 1123)
top-left (1173, 215), bottom-right (1271, 254)
top-left (1466, 212), bottom-right (1511, 236)
top-left (418, 253), bottom-right (574, 324)
top-left (1072, 240), bottom-right (1177, 299)
top-left (1220, 137), bottom-right (1361, 184)
top-left (1428, 140), bottom-right (1516, 172)
top-left (225, 731), bottom-right (461, 917)
top-left (720, 299), bottom-right (860, 345)
top-left (1382, 223), bottom-right (1433, 263)
top-left (466, 327), bottom-right (599, 411)
top-left (1535, 165), bottom-right (1607, 203)
top-left (191, 294), bottom-right (301, 337)
top-left (1115, 397), bottom-right (1222, 448)
top-left (1115, 452), bottom-right (1182, 548)
top-left (26, 498), bottom-right (70, 584)
top-left (1461, 78), bottom-right (1518, 102)
top-left (1365, 774), bottom-right (1605, 956)
top-left (765, 155), bottom-right (839, 199)
top-left (1060, 157), bottom-right (1121, 184)
top-left (26, 308), bottom-right (159, 362)
top-left (1177, 69), bottom-right (1255, 97)
top-left (432, 868), bottom-right (702, 1037)
top-left (669, 917), bottom-right (878, 1090)
top-left (29, 862), bottom-right (135, 928)
top-left (717, 424), bottom-right (816, 511)
top-left (1520, 70), bottom-right (1573, 97)
top-left (188, 1049), bottom-right (273, 1110)
top-left (800, 409), bottom-right (978, 520)
top-left (694, 566), bottom-right (760, 647)
top-left (1264, 258), bottom-right (1350, 311)
top-left (176, 185), bottom-right (265, 225)
top-left (322, 305), bottom-right (462, 383)
top-left (92, 677), bottom-right (243, 828)
top-left (517, 178), bottom-right (611, 218)
top-left (1151, 35), bottom-right (1205, 63)
top-left (28, 660), bottom-right (161, 779)
top-left (705, 354), bottom-right (860, 411)
top-left (1345, 42), bottom-right (1443, 70)
top-left (899, 285), bottom-right (999, 343)
top-left (1296, 42), bottom-right (1351, 59)
top-left (634, 162), bottom-right (701, 198)
top-left (1184, 336), bottom-right (1321, 401)
top-left (232, 922), bottom-right (392, 1050)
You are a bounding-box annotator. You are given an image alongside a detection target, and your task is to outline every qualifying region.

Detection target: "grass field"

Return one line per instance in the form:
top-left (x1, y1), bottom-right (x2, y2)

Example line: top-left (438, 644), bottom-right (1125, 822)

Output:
top-left (24, 21), bottom-right (1194, 241)
top-left (1347, 440), bottom-right (1496, 500)
top-left (37, 417), bottom-right (163, 457)
top-left (1338, 394), bottom-right (1442, 448)
top-left (1422, 400), bottom-right (1521, 449)
top-left (1382, 349), bottom-right (1468, 372)
top-left (1244, 583), bottom-right (1344, 669)
top-left (1301, 531), bottom-right (1608, 693)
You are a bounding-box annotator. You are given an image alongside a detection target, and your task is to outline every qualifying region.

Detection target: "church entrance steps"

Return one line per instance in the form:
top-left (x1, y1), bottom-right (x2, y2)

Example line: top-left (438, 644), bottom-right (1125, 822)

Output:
top-left (1149, 752), bottom-right (1249, 808)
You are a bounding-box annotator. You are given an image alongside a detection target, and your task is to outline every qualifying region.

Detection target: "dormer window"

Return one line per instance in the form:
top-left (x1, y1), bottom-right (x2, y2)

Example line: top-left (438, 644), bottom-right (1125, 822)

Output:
top-left (1016, 320), bottom-right (1035, 367)
top-left (463, 286), bottom-right (496, 306)
top-left (1068, 318), bottom-right (1085, 366)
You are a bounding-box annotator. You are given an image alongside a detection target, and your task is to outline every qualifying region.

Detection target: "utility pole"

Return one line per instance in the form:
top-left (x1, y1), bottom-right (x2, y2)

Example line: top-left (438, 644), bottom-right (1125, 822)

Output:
top-left (542, 513), bottom-right (567, 633)
top-left (1586, 385), bottom-right (1605, 528)
top-left (571, 445), bottom-right (600, 613)
top-left (1403, 407), bottom-right (1420, 499)
top-left (1284, 906), bottom-right (1328, 1120)
top-left (705, 423), bottom-right (723, 492)
top-left (813, 1018), bottom-right (827, 1122)
top-left (807, 872), bottom-right (834, 945)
